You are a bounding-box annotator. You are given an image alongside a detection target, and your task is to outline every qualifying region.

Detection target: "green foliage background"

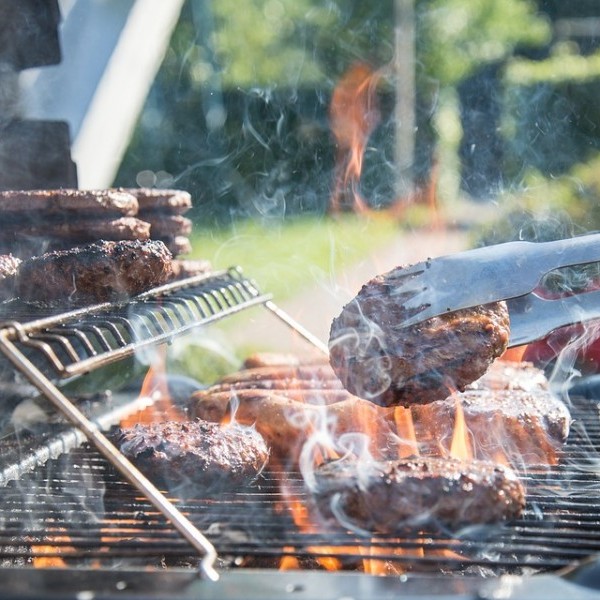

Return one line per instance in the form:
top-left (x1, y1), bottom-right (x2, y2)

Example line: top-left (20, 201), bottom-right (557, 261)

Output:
top-left (115, 0), bottom-right (553, 226)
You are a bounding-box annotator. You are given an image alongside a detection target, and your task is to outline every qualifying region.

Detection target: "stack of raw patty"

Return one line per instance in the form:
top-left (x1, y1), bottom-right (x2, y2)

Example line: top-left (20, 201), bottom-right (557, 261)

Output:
top-left (121, 187), bottom-right (194, 259)
top-left (0, 188), bottom-right (211, 305)
top-left (0, 188), bottom-right (193, 259)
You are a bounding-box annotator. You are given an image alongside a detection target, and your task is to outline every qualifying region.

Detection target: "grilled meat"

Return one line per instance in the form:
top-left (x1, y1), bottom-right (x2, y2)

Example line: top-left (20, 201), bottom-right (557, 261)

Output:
top-left (160, 235), bottom-right (192, 257)
top-left (16, 239), bottom-right (173, 305)
top-left (0, 216), bottom-right (151, 246)
top-left (194, 387), bottom-right (352, 408)
top-left (204, 379), bottom-right (344, 395)
top-left (0, 253), bottom-right (20, 301)
top-left (169, 259), bottom-right (212, 281)
top-left (194, 355), bottom-right (568, 468)
top-left (122, 187), bottom-right (192, 215)
top-left (0, 188), bottom-right (139, 217)
top-left (117, 419), bottom-right (269, 490)
top-left (311, 456), bottom-right (526, 533)
top-left (329, 267), bottom-right (510, 407)
top-left (242, 352), bottom-right (329, 369)
top-left (219, 364), bottom-right (341, 385)
top-left (411, 388), bottom-right (571, 466)
top-left (143, 215), bottom-right (193, 238)
top-left (191, 389), bottom-right (397, 467)
top-left (204, 363), bottom-right (344, 399)
top-left (466, 360), bottom-right (549, 392)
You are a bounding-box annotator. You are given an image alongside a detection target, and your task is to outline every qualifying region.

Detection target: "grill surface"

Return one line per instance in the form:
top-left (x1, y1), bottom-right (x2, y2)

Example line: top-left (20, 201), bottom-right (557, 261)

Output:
top-left (0, 397), bottom-right (598, 575)
top-left (1, 267), bottom-right (600, 593)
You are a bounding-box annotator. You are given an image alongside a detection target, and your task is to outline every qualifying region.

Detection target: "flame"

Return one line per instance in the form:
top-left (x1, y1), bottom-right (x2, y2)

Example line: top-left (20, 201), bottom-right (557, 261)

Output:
top-left (120, 348), bottom-right (186, 427)
top-left (449, 397), bottom-right (473, 461)
top-left (361, 541), bottom-right (419, 575)
top-left (393, 406), bottom-right (419, 458)
top-left (492, 449), bottom-right (510, 467)
top-left (281, 491), bottom-right (344, 571)
top-left (329, 62), bottom-right (381, 214)
top-left (31, 530), bottom-right (72, 568)
top-left (501, 345), bottom-right (528, 362)
top-left (279, 549), bottom-right (301, 570)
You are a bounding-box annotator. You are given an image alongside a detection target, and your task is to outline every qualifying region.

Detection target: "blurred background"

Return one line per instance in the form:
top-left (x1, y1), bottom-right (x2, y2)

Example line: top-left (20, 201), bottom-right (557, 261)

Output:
top-left (4, 0), bottom-right (600, 367)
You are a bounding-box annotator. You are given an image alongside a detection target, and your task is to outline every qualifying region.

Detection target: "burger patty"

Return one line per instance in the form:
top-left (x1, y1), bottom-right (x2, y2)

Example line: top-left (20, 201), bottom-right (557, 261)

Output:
top-left (16, 239), bottom-right (173, 305)
top-left (411, 388), bottom-right (571, 466)
top-left (0, 216), bottom-right (151, 245)
top-left (0, 188), bottom-right (139, 217)
top-left (143, 215), bottom-right (193, 238)
top-left (122, 187), bottom-right (192, 214)
top-left (191, 389), bottom-right (397, 467)
top-left (219, 364), bottom-right (341, 385)
top-left (466, 360), bottom-right (549, 392)
top-left (242, 352), bottom-right (329, 369)
top-left (192, 354), bottom-right (569, 468)
top-left (169, 259), bottom-right (212, 281)
top-left (329, 266), bottom-right (511, 407)
top-left (311, 456), bottom-right (526, 533)
top-left (154, 236), bottom-right (191, 258)
top-left (117, 419), bottom-right (269, 489)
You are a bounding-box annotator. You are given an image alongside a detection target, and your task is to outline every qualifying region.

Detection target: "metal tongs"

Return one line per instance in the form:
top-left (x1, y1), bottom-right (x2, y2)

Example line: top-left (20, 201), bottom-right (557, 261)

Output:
top-left (393, 232), bottom-right (600, 347)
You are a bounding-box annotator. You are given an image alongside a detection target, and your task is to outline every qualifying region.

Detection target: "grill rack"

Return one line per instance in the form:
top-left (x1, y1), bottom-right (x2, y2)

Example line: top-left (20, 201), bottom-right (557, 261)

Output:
top-left (1, 400), bottom-right (600, 577)
top-left (0, 267), bottom-right (306, 380)
top-left (0, 267), bottom-right (328, 580)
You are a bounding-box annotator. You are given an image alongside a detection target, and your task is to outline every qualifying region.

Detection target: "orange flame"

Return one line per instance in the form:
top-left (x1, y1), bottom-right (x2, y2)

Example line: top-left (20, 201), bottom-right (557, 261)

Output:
top-left (361, 542), bottom-right (417, 575)
top-left (31, 530), bottom-right (72, 568)
top-left (329, 62), bottom-right (381, 214)
top-left (393, 406), bottom-right (419, 458)
top-left (281, 492), bottom-right (343, 571)
top-left (120, 348), bottom-right (186, 427)
top-left (449, 397), bottom-right (473, 461)
top-left (279, 550), bottom-right (301, 570)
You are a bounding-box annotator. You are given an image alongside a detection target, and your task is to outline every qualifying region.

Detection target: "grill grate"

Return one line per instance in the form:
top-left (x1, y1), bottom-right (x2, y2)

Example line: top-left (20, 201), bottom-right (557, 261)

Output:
top-left (0, 399), bottom-right (599, 575)
top-left (0, 266), bottom-right (330, 579)
top-left (0, 267), bottom-right (271, 381)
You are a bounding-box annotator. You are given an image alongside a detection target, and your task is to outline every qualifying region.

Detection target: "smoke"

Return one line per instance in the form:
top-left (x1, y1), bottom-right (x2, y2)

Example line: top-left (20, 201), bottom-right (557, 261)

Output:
top-left (327, 298), bottom-right (393, 401)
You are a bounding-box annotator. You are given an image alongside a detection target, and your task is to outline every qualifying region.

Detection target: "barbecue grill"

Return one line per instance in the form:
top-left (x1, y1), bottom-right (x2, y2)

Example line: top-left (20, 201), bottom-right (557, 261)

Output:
top-left (0, 269), bottom-right (600, 599)
top-left (5, 2), bottom-right (600, 599)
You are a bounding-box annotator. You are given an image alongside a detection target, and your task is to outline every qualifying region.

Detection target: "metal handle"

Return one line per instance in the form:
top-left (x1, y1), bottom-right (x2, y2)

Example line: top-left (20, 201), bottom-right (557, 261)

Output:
top-left (535, 232), bottom-right (600, 272)
top-left (507, 288), bottom-right (600, 347)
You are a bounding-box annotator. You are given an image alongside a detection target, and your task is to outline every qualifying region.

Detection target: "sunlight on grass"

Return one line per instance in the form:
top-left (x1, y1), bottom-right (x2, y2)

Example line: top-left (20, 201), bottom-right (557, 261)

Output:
top-left (188, 214), bottom-right (399, 300)
top-left (169, 213), bottom-right (400, 382)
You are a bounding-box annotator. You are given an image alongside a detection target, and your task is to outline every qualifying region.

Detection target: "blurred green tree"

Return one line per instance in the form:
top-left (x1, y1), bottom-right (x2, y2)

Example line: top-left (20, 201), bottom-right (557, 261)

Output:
top-left (114, 0), bottom-right (551, 221)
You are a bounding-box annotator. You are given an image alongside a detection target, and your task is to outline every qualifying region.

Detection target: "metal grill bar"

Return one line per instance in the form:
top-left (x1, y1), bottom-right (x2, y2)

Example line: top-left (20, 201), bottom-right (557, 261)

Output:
top-left (0, 268), bottom-right (281, 581)
top-left (0, 266), bottom-right (335, 581)
top-left (0, 268), bottom-right (272, 380)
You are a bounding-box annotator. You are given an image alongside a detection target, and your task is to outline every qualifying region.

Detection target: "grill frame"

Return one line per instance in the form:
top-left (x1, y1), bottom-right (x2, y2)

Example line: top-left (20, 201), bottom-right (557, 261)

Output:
top-left (0, 267), bottom-right (329, 581)
top-left (0, 269), bottom-right (276, 579)
top-left (0, 267), bottom-right (273, 380)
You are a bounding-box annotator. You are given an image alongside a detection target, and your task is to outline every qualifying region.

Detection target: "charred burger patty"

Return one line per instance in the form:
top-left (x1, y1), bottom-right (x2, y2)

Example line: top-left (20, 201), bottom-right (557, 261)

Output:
top-left (311, 456), bottom-right (526, 533)
top-left (329, 266), bottom-right (511, 407)
top-left (117, 419), bottom-right (269, 490)
top-left (16, 239), bottom-right (173, 305)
